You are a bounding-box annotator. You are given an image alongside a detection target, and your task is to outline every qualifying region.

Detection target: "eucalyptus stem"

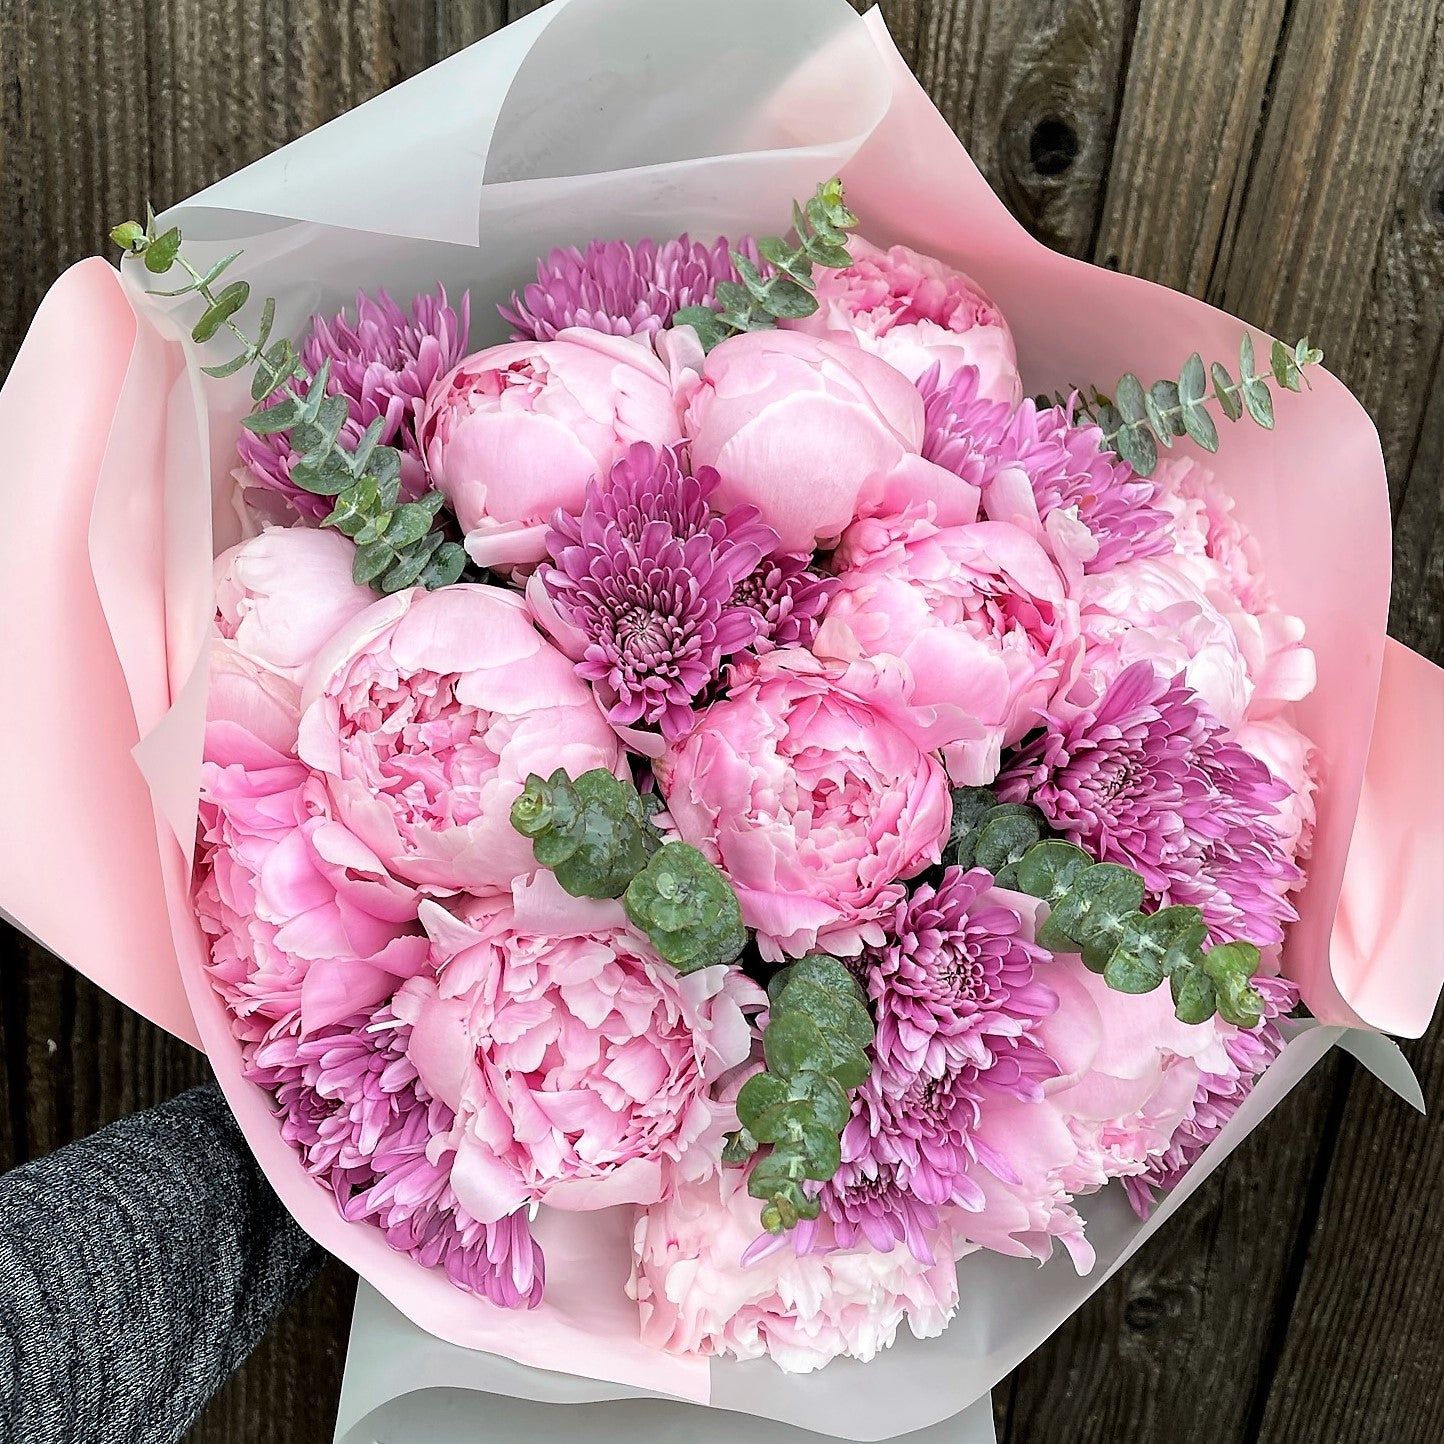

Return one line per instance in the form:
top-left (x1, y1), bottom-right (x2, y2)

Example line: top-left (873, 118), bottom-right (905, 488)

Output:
top-left (946, 788), bottom-right (1266, 1027)
top-left (108, 208), bottom-right (467, 594)
top-left (673, 178), bottom-right (859, 351)
top-left (170, 253), bottom-right (297, 396)
top-left (1045, 333), bottom-right (1325, 477)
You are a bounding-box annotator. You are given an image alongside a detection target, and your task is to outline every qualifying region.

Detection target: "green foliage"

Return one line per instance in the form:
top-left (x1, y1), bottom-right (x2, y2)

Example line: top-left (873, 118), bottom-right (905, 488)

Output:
top-left (624, 842), bottom-right (748, 974)
top-left (509, 769), bottom-right (747, 973)
top-left (727, 955), bottom-right (876, 1233)
top-left (109, 209), bottom-right (464, 595)
top-left (944, 791), bottom-right (1049, 888)
top-left (510, 768), bottom-right (658, 900)
top-left (672, 178), bottom-right (858, 351)
top-left (1200, 941), bottom-right (1266, 1029)
top-left (1041, 332), bottom-right (1325, 477)
top-left (946, 788), bottom-right (1267, 1028)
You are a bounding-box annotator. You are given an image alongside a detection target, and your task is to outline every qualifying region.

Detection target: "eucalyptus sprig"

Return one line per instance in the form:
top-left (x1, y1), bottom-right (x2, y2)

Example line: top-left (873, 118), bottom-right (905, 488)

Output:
top-left (624, 843), bottom-right (749, 975)
top-left (511, 768), bottom-right (659, 899)
top-left (947, 789), bottom-right (1266, 1028)
top-left (510, 769), bottom-right (746, 974)
top-left (512, 769), bottom-right (865, 1232)
top-left (1041, 334), bottom-right (1325, 477)
top-left (724, 954), bottom-right (875, 1234)
top-left (109, 210), bottom-right (466, 594)
top-left (673, 178), bottom-right (858, 351)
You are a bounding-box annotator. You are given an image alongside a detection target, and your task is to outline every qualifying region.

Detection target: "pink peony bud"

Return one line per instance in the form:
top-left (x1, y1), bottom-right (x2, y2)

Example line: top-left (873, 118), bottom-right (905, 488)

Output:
top-left (683, 329), bottom-right (967, 553)
top-left (214, 526), bottom-right (376, 684)
top-left (421, 329), bottom-right (688, 570)
top-left (655, 649), bottom-right (953, 960)
top-left (781, 236), bottom-right (1021, 403)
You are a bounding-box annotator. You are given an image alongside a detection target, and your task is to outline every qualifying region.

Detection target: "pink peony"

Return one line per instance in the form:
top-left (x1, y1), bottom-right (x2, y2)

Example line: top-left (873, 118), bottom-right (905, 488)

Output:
top-left (1035, 951), bottom-right (1236, 1196)
top-left (198, 646), bottom-right (431, 1044)
top-left (628, 1165), bottom-right (959, 1373)
top-left (1151, 459), bottom-right (1317, 722)
top-left (1151, 456), bottom-right (1271, 615)
top-left (296, 584), bottom-right (622, 899)
top-left (683, 329), bottom-right (971, 553)
top-left (655, 650), bottom-right (953, 959)
top-left (782, 236), bottom-right (1021, 403)
top-left (206, 637), bottom-right (302, 758)
top-left (816, 517), bottom-right (1080, 785)
top-left (244, 1003), bottom-right (544, 1306)
top-left (947, 1094), bottom-right (1094, 1272)
top-left (1065, 557), bottom-right (1256, 732)
top-left (421, 330), bottom-right (688, 570)
top-left (214, 527), bottom-right (376, 683)
top-left (393, 873), bottom-right (761, 1224)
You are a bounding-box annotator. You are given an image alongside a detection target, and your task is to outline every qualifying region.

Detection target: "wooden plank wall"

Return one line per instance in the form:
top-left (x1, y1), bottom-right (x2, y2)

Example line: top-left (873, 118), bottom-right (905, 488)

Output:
top-left (0, 2), bottom-right (1439, 1440)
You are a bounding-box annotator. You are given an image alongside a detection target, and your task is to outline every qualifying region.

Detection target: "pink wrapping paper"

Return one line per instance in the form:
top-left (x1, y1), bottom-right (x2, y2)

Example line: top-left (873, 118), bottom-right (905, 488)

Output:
top-left (0, 0), bottom-right (1440, 1434)
top-left (0, 259), bottom-right (198, 1046)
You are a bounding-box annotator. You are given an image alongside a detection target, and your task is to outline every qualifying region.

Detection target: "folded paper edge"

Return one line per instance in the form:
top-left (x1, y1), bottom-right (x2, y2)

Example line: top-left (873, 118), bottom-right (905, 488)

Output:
top-left (0, 258), bottom-right (199, 1048)
top-left (1330, 638), bottom-right (1444, 1037)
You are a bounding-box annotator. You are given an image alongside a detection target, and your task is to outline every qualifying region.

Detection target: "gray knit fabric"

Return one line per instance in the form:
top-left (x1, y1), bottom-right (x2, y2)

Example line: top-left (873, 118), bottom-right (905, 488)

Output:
top-left (0, 1084), bottom-right (324, 1443)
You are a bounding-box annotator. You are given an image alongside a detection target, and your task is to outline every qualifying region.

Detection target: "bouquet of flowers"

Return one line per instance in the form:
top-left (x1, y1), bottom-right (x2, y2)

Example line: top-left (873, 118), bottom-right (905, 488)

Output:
top-left (1, 1), bottom-right (1439, 1439)
top-left (156, 166), bottom-right (1326, 1358)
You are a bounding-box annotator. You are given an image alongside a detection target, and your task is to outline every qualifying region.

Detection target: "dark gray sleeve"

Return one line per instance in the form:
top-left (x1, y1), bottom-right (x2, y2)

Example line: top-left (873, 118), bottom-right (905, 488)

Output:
top-left (0, 1083), bottom-right (325, 1444)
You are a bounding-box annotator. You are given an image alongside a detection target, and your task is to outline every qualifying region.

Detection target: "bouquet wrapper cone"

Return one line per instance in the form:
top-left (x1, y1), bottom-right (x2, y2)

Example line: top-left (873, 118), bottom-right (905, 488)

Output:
top-left (0, 1), bottom-right (1438, 1439)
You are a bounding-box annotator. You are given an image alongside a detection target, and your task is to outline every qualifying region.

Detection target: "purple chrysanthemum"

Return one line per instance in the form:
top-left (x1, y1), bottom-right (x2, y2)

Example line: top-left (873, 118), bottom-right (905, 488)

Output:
top-left (238, 287), bottom-right (469, 521)
top-left (541, 443), bottom-right (776, 737)
top-left (819, 1158), bottom-right (943, 1264)
top-left (726, 550), bottom-right (836, 654)
top-left (1124, 974), bottom-right (1298, 1216)
top-left (917, 362), bottom-right (1017, 487)
top-left (919, 365), bottom-right (1171, 574)
top-left (818, 868), bottom-right (1060, 1262)
top-left (993, 400), bottom-right (1172, 571)
top-left (245, 1005), bottom-right (544, 1308)
top-left (998, 661), bottom-right (1303, 946)
top-left (501, 234), bottom-right (759, 341)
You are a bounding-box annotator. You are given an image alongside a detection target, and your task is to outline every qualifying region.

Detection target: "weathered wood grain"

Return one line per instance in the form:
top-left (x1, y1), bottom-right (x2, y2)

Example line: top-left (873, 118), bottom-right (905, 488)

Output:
top-left (1391, 347), bottom-right (1444, 660)
top-left (1092, 0), bottom-right (1290, 289)
top-left (0, 2), bottom-right (1438, 1442)
top-left (897, 0), bottom-right (1137, 259)
top-left (1217, 0), bottom-right (1444, 477)
top-left (1003, 0), bottom-right (1444, 1438)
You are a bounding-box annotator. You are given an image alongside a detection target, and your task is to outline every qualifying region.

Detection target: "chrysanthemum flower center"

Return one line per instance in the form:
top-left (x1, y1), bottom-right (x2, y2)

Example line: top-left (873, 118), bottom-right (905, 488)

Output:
top-left (1096, 756), bottom-right (1142, 803)
top-left (939, 947), bottom-right (988, 1001)
top-left (615, 604), bottom-right (681, 670)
